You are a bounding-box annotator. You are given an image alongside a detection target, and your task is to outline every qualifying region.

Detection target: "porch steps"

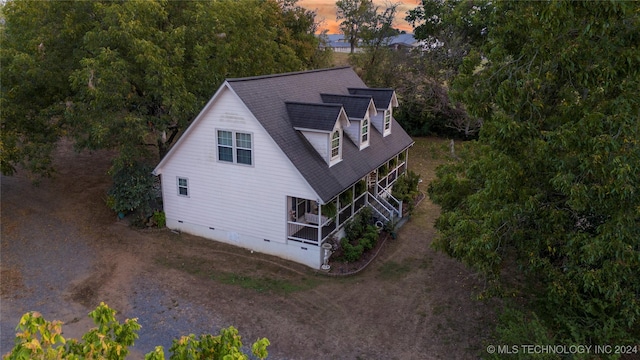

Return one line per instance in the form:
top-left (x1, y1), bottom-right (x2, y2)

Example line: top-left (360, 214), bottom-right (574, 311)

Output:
top-left (367, 192), bottom-right (399, 223)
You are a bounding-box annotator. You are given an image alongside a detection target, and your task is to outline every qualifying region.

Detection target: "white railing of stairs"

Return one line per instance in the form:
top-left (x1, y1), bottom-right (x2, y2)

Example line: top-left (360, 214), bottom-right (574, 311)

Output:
top-left (367, 194), bottom-right (391, 222)
top-left (367, 190), bottom-right (402, 223)
top-left (377, 186), bottom-right (403, 218)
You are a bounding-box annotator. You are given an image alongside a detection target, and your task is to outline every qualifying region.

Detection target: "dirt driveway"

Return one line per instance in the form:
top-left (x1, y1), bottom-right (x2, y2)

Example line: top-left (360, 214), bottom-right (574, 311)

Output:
top-left (1, 138), bottom-right (498, 359)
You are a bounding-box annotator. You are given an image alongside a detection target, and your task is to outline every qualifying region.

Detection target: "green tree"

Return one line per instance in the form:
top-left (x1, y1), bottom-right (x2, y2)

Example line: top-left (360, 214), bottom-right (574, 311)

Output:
top-left (1, 0), bottom-right (322, 216)
top-left (4, 303), bottom-right (269, 360)
top-left (278, 0), bottom-right (333, 69)
top-left (0, 0), bottom-right (95, 178)
top-left (335, 0), bottom-right (377, 54)
top-left (406, 0), bottom-right (491, 78)
top-left (428, 1), bottom-right (640, 346)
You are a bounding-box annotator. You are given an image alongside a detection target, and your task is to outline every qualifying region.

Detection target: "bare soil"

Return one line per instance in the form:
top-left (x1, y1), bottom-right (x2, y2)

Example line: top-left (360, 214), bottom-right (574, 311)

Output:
top-left (1, 137), bottom-right (499, 359)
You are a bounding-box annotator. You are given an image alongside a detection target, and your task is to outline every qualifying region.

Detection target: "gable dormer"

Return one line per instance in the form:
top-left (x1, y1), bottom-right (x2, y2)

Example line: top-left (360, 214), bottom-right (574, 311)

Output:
top-left (286, 102), bottom-right (350, 166)
top-left (320, 94), bottom-right (377, 150)
top-left (348, 88), bottom-right (398, 137)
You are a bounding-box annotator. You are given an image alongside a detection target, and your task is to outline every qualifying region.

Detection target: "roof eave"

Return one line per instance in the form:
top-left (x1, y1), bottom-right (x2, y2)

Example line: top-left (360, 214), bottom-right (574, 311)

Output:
top-left (153, 81), bottom-right (233, 175)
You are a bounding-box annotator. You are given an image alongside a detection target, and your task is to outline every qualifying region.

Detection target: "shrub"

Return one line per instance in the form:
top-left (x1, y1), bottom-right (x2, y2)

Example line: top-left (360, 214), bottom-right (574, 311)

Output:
top-left (359, 206), bottom-right (373, 223)
top-left (153, 211), bottom-right (166, 228)
top-left (340, 237), bottom-right (364, 263)
top-left (107, 162), bottom-right (155, 219)
top-left (338, 210), bottom-right (380, 262)
top-left (392, 170), bottom-right (421, 204)
top-left (363, 225), bottom-right (378, 248)
top-left (344, 207), bottom-right (374, 241)
top-left (359, 236), bottom-right (372, 251)
top-left (344, 217), bottom-right (365, 241)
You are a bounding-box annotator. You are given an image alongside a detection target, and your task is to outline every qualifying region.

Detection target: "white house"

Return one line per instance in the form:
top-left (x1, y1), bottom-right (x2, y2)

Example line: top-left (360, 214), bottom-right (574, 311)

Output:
top-left (322, 34), bottom-right (360, 53)
top-left (153, 67), bottom-right (414, 269)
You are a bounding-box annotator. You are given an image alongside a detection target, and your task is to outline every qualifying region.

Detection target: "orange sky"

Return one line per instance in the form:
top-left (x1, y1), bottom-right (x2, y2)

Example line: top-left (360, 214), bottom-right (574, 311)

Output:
top-left (298, 0), bottom-right (419, 34)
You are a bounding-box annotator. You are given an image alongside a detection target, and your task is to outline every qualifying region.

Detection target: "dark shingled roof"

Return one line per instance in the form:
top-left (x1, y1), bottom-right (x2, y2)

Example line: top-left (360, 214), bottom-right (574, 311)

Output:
top-left (286, 102), bottom-right (344, 132)
top-left (348, 88), bottom-right (395, 109)
top-left (226, 67), bottom-right (414, 202)
top-left (320, 94), bottom-right (372, 119)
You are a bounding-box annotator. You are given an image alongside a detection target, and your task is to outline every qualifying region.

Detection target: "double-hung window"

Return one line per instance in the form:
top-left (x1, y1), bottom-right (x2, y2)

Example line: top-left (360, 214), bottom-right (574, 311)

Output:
top-left (235, 132), bottom-right (252, 165)
top-left (384, 110), bottom-right (391, 131)
top-left (217, 130), bottom-right (253, 165)
top-left (177, 177), bottom-right (189, 197)
top-left (217, 130), bottom-right (233, 162)
top-left (331, 130), bottom-right (340, 159)
top-left (361, 119), bottom-right (369, 143)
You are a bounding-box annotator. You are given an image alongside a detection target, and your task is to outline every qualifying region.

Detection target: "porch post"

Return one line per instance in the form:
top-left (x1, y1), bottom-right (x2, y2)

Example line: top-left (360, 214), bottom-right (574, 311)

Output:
top-left (351, 183), bottom-right (355, 214)
top-left (317, 201), bottom-right (322, 244)
top-left (404, 149), bottom-right (408, 171)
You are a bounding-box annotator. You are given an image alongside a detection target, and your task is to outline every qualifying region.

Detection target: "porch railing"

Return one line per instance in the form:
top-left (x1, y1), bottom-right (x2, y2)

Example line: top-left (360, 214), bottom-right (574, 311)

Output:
top-left (287, 192), bottom-right (368, 246)
top-left (377, 186), bottom-right (402, 218)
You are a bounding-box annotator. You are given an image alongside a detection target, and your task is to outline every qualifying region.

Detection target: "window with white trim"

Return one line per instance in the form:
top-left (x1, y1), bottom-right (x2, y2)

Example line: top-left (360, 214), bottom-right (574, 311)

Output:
top-left (177, 177), bottom-right (189, 197)
top-left (384, 110), bottom-right (391, 131)
top-left (331, 130), bottom-right (340, 159)
top-left (235, 132), bottom-right (252, 165)
top-left (217, 130), bottom-right (233, 162)
top-left (361, 119), bottom-right (369, 143)
top-left (217, 130), bottom-right (253, 165)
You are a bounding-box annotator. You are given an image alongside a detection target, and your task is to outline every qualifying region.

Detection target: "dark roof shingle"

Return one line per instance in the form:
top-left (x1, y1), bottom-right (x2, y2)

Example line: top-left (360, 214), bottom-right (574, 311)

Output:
top-left (286, 102), bottom-right (343, 132)
top-left (226, 67), bottom-right (414, 202)
top-left (320, 94), bottom-right (372, 119)
top-left (348, 88), bottom-right (395, 109)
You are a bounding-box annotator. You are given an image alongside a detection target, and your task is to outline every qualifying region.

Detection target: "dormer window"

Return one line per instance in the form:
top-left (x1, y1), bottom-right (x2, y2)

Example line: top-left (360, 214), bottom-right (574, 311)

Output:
top-left (287, 102), bottom-right (349, 166)
top-left (331, 130), bottom-right (341, 159)
top-left (384, 110), bottom-right (391, 131)
top-left (361, 119), bottom-right (369, 143)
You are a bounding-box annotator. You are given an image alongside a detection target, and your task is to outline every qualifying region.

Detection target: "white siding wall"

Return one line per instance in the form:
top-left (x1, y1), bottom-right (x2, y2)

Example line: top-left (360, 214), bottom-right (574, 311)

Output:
top-left (371, 107), bottom-right (392, 137)
top-left (343, 120), bottom-right (361, 148)
top-left (301, 131), bottom-right (329, 163)
top-left (371, 112), bottom-right (384, 135)
top-left (157, 86), bottom-right (322, 267)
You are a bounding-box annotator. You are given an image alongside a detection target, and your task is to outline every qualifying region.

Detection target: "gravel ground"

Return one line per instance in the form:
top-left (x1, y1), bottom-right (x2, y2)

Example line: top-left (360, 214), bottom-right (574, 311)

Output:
top-left (0, 175), bottom-right (247, 358)
top-left (1, 175), bottom-right (94, 352)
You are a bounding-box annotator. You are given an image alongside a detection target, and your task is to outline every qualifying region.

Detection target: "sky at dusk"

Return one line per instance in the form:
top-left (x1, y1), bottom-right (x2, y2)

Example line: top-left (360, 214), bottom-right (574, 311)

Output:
top-left (298, 0), bottom-right (420, 34)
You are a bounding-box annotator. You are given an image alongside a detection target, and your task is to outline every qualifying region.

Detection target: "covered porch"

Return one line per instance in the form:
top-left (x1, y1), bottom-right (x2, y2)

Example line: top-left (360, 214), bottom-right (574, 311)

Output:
top-left (287, 148), bottom-right (409, 246)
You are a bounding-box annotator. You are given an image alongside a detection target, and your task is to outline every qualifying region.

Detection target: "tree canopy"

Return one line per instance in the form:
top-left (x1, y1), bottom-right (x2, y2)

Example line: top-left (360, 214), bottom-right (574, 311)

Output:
top-left (335, 0), bottom-right (377, 54)
top-left (3, 303), bottom-right (269, 360)
top-left (1, 0), bottom-right (329, 178)
top-left (428, 0), bottom-right (639, 346)
top-left (406, 0), bottom-right (491, 78)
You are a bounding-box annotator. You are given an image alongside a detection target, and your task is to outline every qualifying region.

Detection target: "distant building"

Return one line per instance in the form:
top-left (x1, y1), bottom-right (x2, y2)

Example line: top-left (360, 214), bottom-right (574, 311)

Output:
top-left (386, 33), bottom-right (421, 50)
top-left (320, 33), bottom-right (421, 53)
top-left (322, 34), bottom-right (360, 53)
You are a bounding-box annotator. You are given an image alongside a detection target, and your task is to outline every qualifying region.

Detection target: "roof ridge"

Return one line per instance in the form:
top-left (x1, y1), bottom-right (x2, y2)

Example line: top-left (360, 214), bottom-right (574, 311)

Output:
top-left (227, 67), bottom-right (352, 83)
top-left (349, 87), bottom-right (394, 91)
top-left (286, 101), bottom-right (343, 107)
top-left (320, 93), bottom-right (372, 99)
